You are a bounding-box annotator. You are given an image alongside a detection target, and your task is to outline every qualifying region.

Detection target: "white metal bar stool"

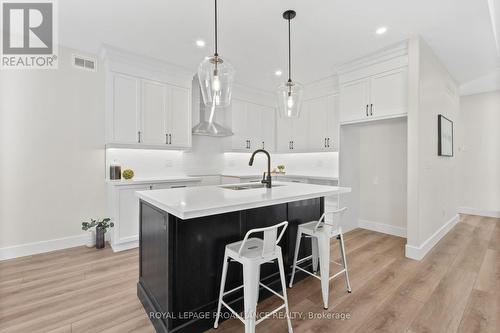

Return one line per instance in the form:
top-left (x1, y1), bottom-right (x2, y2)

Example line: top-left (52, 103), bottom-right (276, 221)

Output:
top-left (289, 207), bottom-right (352, 309)
top-left (214, 221), bottom-right (293, 333)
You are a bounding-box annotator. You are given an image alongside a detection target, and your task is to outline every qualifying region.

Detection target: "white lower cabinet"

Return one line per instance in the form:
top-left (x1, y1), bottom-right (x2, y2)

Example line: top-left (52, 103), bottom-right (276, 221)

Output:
top-left (108, 180), bottom-right (200, 252)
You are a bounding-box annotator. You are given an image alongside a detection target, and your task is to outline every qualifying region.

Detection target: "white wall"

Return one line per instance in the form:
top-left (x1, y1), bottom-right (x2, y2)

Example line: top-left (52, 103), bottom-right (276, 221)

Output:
top-left (457, 91), bottom-right (500, 217)
top-left (339, 119), bottom-right (407, 236)
top-left (406, 37), bottom-right (460, 259)
top-left (0, 47), bottom-right (107, 258)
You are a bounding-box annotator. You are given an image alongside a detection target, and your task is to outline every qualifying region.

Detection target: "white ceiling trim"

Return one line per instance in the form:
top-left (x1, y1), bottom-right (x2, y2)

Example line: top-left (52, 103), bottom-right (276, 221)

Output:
top-left (459, 69), bottom-right (500, 96)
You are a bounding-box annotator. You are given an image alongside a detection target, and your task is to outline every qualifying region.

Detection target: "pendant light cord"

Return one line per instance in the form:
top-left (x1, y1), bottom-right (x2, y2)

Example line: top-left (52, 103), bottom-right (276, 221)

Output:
top-left (287, 17), bottom-right (291, 82)
top-left (214, 0), bottom-right (218, 56)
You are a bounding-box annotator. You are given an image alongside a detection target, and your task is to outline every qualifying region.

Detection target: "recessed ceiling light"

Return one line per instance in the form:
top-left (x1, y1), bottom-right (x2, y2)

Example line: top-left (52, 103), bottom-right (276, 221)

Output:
top-left (275, 70), bottom-right (283, 76)
top-left (195, 39), bottom-right (206, 48)
top-left (375, 26), bottom-right (388, 35)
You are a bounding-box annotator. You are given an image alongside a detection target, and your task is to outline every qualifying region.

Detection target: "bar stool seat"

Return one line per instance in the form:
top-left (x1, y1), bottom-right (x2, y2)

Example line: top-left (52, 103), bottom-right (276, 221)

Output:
top-left (214, 221), bottom-right (293, 333)
top-left (226, 238), bottom-right (272, 260)
top-left (289, 207), bottom-right (352, 310)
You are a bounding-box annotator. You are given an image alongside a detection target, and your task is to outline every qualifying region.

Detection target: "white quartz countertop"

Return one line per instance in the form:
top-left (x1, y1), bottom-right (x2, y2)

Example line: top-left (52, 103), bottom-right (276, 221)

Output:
top-left (136, 182), bottom-right (351, 219)
top-left (221, 173), bottom-right (338, 181)
top-left (107, 176), bottom-right (202, 186)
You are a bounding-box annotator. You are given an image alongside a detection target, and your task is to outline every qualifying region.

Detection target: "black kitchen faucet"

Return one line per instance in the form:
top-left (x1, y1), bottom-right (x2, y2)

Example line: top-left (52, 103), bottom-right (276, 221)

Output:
top-left (249, 149), bottom-right (272, 188)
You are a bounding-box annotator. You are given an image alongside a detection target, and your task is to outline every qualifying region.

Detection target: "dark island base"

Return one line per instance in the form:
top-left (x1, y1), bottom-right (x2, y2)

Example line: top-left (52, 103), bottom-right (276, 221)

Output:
top-left (138, 198), bottom-right (324, 333)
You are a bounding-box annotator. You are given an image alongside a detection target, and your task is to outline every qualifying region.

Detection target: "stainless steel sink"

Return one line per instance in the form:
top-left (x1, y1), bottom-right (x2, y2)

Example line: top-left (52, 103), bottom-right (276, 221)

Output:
top-left (220, 184), bottom-right (285, 190)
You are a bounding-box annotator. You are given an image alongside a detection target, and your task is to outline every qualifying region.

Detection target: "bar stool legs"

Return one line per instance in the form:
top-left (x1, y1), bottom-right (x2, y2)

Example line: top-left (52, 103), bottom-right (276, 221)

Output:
top-left (242, 263), bottom-right (260, 333)
top-left (277, 254), bottom-right (293, 333)
top-left (214, 221), bottom-right (293, 332)
top-left (317, 235), bottom-right (331, 309)
top-left (289, 221), bottom-right (352, 310)
top-left (338, 233), bottom-right (352, 293)
top-left (214, 251), bottom-right (229, 329)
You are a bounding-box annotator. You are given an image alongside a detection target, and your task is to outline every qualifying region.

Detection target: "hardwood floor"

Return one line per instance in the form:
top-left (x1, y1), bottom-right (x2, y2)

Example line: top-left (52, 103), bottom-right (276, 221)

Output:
top-left (0, 214), bottom-right (497, 333)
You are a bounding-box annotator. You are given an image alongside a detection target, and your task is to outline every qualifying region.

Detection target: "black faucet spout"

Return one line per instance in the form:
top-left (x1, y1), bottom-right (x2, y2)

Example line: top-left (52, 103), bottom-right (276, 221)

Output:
top-left (248, 149), bottom-right (272, 188)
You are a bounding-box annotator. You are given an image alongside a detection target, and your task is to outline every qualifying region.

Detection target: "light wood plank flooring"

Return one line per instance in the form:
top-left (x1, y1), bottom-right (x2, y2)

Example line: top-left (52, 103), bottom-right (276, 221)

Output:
top-left (0, 215), bottom-right (497, 333)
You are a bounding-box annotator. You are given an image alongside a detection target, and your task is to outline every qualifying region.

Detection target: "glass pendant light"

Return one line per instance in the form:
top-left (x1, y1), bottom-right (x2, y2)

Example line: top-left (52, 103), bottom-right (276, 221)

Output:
top-left (198, 0), bottom-right (234, 108)
top-left (277, 10), bottom-right (303, 118)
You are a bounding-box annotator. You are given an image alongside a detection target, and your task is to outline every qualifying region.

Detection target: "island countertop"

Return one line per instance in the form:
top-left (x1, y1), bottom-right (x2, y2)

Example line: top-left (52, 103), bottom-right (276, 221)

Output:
top-left (136, 181), bottom-right (351, 219)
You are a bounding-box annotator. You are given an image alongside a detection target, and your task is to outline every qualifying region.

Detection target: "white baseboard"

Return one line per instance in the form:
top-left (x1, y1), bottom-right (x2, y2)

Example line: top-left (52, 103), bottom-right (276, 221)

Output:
top-left (0, 234), bottom-right (88, 261)
top-left (358, 219), bottom-right (406, 237)
top-left (405, 214), bottom-right (459, 260)
top-left (111, 241), bottom-right (138, 252)
top-left (111, 235), bottom-right (139, 252)
top-left (458, 207), bottom-right (500, 218)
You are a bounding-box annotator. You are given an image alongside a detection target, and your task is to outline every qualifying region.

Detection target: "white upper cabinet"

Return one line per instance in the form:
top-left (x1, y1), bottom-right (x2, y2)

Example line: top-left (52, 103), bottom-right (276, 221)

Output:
top-left (369, 68), bottom-right (407, 119)
top-left (306, 94), bottom-right (339, 151)
top-left (276, 93), bottom-right (339, 153)
top-left (104, 47), bottom-right (192, 149)
top-left (228, 99), bottom-right (275, 152)
top-left (276, 113), bottom-right (308, 152)
top-left (230, 99), bottom-right (251, 150)
top-left (339, 78), bottom-right (370, 123)
top-left (168, 86), bottom-right (191, 148)
top-left (107, 72), bottom-right (191, 148)
top-left (276, 115), bottom-right (293, 152)
top-left (112, 74), bottom-right (141, 144)
top-left (141, 80), bottom-right (167, 145)
top-left (339, 67), bottom-right (408, 124)
top-left (260, 105), bottom-right (275, 151)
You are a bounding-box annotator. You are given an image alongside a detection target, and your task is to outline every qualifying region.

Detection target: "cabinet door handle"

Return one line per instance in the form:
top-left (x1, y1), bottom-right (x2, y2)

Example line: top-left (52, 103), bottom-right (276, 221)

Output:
top-left (165, 134), bottom-right (169, 144)
top-left (149, 185), bottom-right (153, 190)
top-left (366, 105), bottom-right (369, 117)
top-left (324, 138), bottom-right (327, 147)
top-left (370, 104), bottom-right (373, 116)
top-left (292, 141), bottom-right (294, 150)
top-left (262, 141), bottom-right (265, 149)
top-left (327, 138), bottom-right (330, 147)
top-left (169, 134), bottom-right (172, 145)
top-left (138, 131), bottom-right (142, 143)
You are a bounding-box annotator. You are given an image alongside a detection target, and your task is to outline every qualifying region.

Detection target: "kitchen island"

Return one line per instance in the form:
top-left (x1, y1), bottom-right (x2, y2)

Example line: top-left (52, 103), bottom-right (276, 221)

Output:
top-left (136, 182), bottom-right (351, 333)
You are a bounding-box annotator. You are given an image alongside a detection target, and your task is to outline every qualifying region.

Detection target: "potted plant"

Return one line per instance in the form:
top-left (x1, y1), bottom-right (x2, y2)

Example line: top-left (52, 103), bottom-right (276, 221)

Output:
top-left (82, 218), bottom-right (114, 249)
top-left (277, 165), bottom-right (285, 173)
top-left (81, 219), bottom-right (96, 248)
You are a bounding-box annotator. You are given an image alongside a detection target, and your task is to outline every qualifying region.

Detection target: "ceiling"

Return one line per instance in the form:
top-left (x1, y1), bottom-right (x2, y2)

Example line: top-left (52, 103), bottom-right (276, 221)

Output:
top-left (59, 0), bottom-right (500, 92)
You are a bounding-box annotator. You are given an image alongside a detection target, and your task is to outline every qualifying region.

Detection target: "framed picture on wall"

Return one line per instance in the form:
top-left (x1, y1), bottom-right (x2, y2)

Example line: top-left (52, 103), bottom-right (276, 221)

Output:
top-left (438, 114), bottom-right (453, 156)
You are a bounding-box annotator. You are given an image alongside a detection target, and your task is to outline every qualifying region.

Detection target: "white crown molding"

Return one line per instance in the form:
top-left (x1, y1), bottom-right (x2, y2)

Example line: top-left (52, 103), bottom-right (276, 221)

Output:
top-left (405, 214), bottom-right (459, 260)
top-left (303, 75), bottom-right (339, 100)
top-left (100, 44), bottom-right (194, 87)
top-left (336, 40), bottom-right (409, 75)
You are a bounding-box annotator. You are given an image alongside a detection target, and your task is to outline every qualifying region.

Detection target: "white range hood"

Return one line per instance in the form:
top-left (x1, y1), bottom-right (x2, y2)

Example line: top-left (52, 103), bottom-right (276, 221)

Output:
top-left (192, 75), bottom-right (233, 137)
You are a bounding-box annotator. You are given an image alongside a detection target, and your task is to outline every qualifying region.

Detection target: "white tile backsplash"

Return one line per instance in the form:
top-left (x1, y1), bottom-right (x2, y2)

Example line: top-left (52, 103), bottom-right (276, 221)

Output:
top-left (106, 136), bottom-right (338, 180)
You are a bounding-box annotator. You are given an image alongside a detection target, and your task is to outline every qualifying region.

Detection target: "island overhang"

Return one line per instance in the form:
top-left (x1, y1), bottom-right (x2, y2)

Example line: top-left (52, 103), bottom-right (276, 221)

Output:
top-left (136, 181), bottom-right (351, 219)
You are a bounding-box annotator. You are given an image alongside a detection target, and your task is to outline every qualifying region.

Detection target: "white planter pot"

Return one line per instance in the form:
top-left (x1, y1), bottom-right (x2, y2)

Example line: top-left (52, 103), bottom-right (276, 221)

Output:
top-left (86, 230), bottom-right (96, 248)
